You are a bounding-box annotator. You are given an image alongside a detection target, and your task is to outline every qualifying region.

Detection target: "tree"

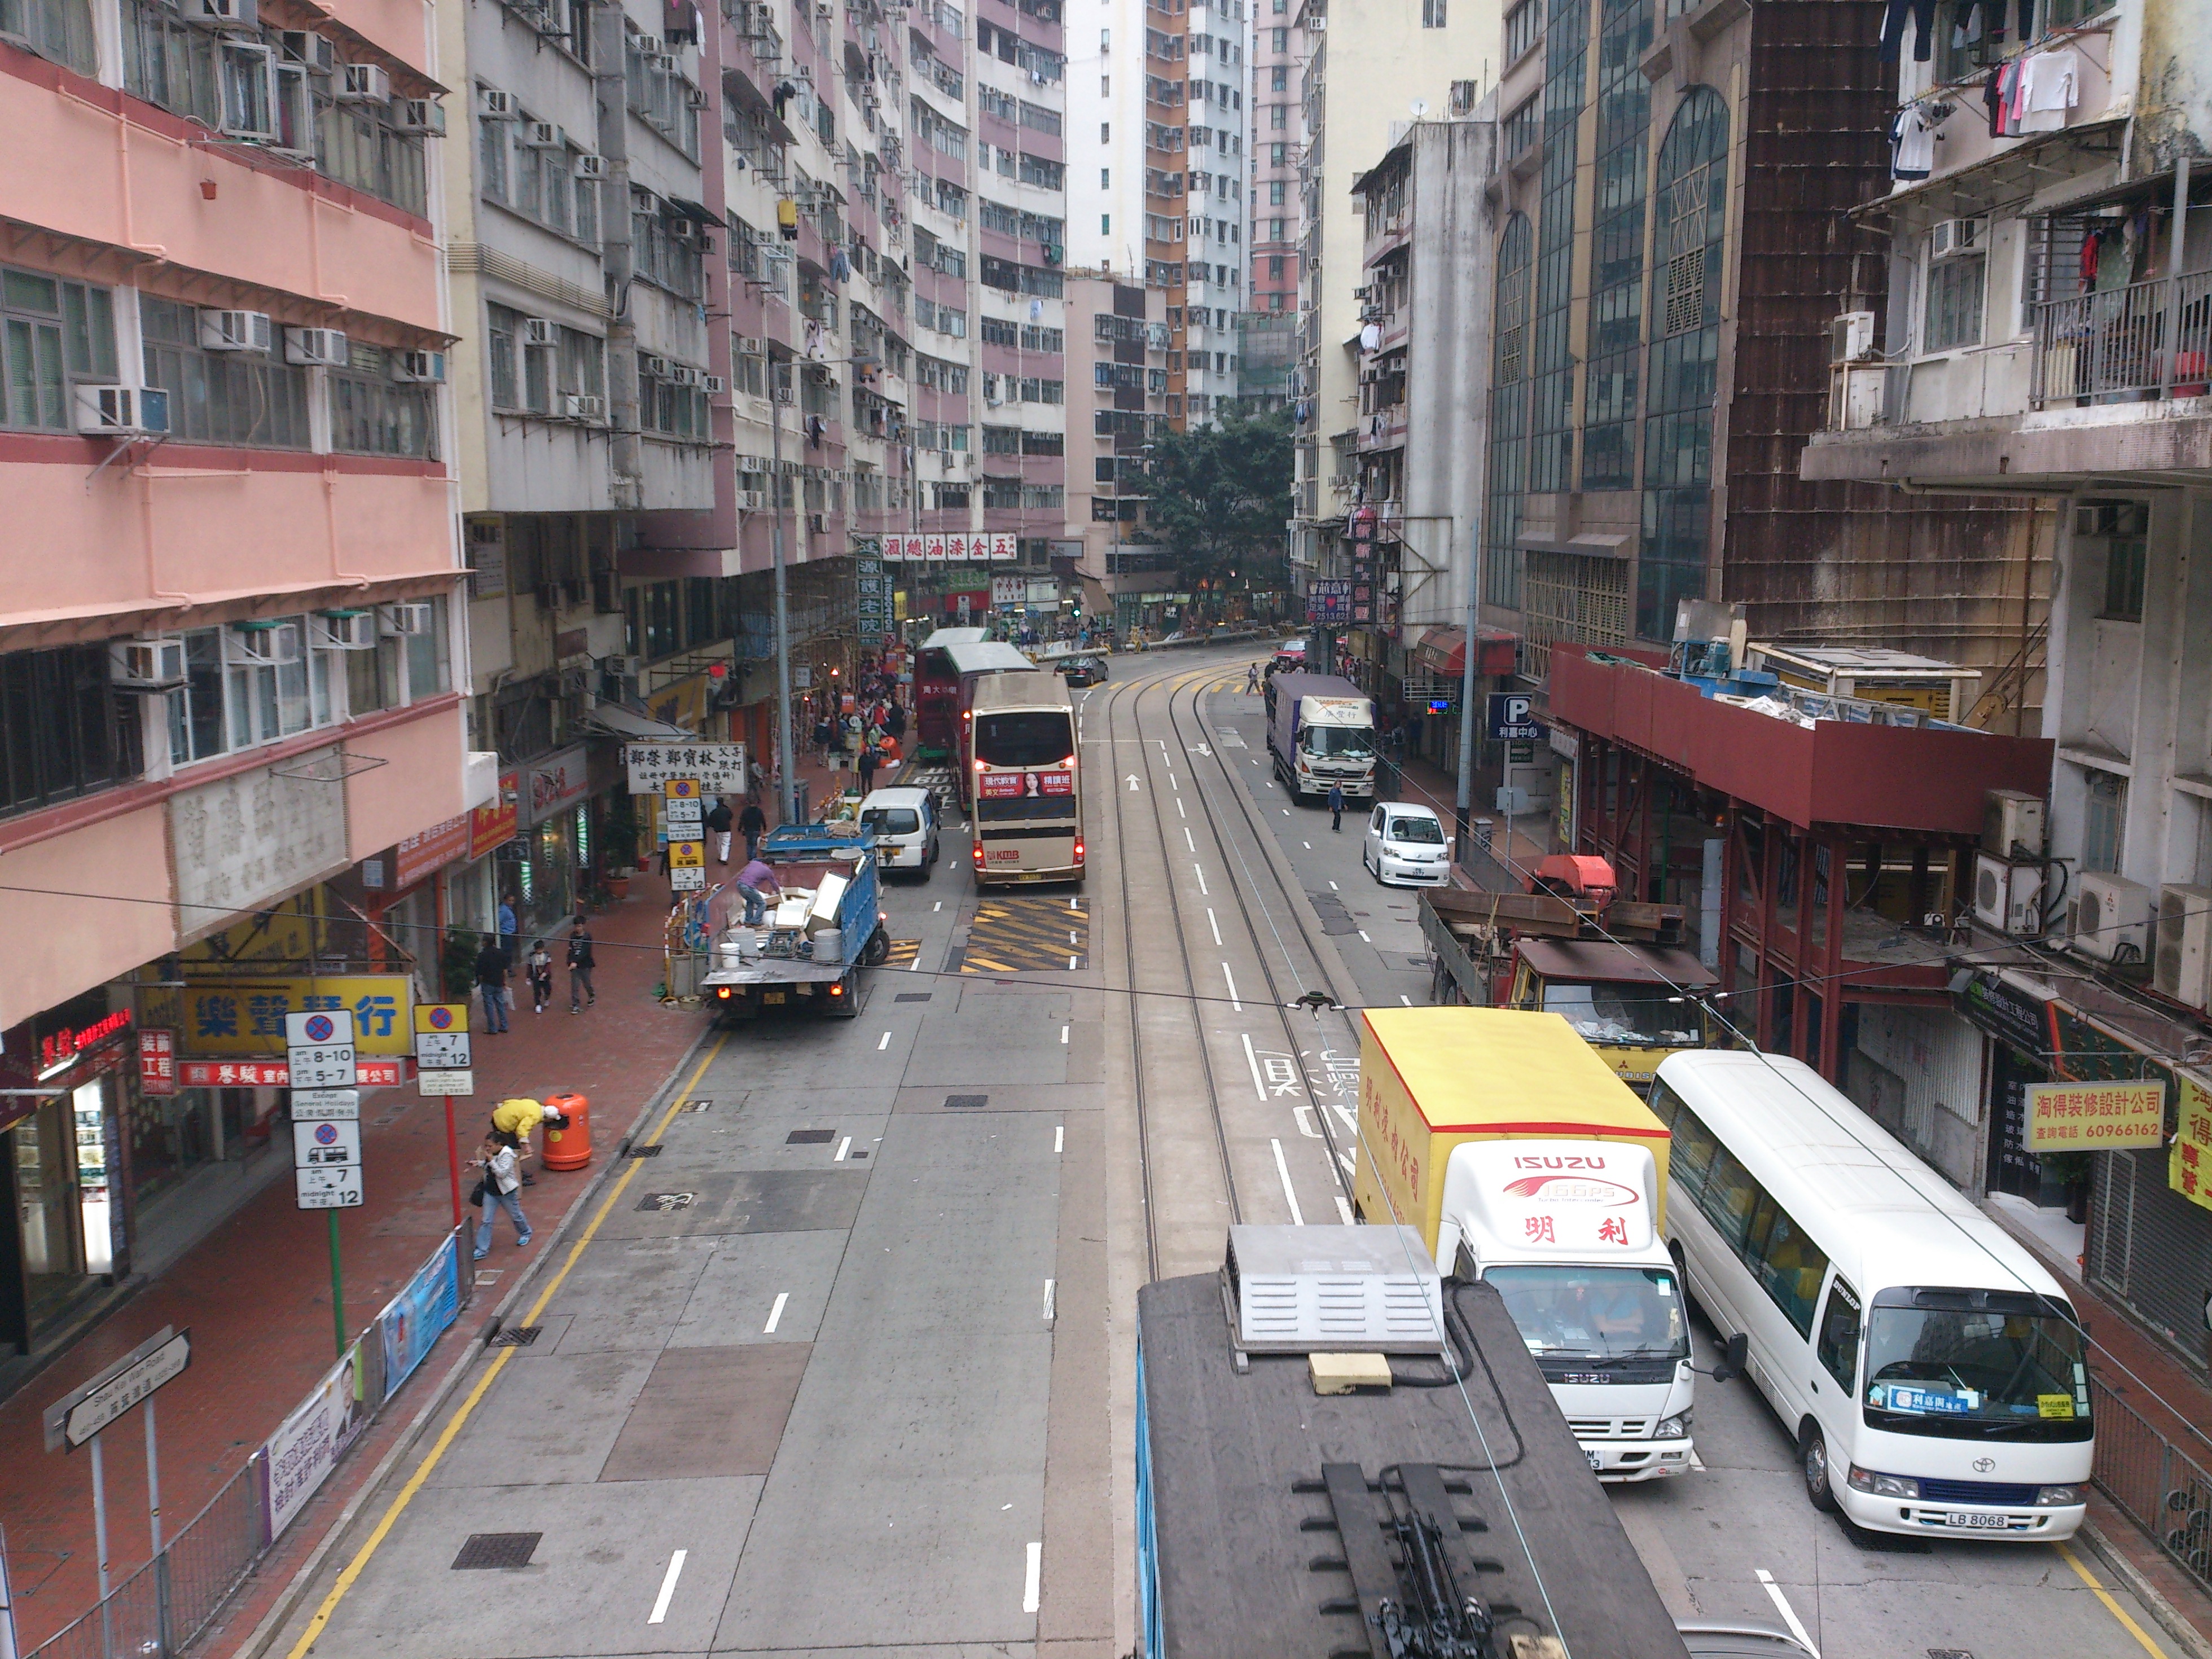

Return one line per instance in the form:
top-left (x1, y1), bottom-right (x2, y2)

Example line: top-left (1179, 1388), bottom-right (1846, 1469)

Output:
top-left (1136, 411), bottom-right (1294, 614)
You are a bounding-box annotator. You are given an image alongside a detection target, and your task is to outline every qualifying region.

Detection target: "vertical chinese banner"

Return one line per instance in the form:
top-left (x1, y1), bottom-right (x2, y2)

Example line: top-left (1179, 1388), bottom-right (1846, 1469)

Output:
top-left (2172, 1074), bottom-right (2212, 1209)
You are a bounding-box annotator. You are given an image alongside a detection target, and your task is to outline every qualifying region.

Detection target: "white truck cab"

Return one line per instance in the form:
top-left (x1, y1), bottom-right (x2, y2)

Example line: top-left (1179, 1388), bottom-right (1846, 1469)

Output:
top-left (1436, 1140), bottom-right (1696, 1482)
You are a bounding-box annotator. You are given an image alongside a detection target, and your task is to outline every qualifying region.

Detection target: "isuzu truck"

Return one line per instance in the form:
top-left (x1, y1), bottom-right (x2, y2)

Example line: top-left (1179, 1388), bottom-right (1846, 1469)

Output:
top-left (1265, 672), bottom-right (1376, 804)
top-left (1353, 1005), bottom-right (1698, 1481)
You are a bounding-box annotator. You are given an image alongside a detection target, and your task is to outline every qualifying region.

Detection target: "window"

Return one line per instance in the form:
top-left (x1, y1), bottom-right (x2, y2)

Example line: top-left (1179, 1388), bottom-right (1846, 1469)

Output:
top-left (2084, 499), bottom-right (2152, 619)
top-left (1019, 153), bottom-right (1066, 190)
top-left (1505, 0), bottom-right (1538, 57)
top-left (2, 0), bottom-right (94, 71)
top-left (2082, 769), bottom-right (2127, 874)
top-left (330, 341), bottom-right (437, 458)
top-left (1815, 1278), bottom-right (1860, 1390)
top-left (317, 91), bottom-right (428, 218)
top-left (1421, 0), bottom-right (1445, 24)
top-left (488, 308), bottom-right (519, 409)
top-left (2, 266), bottom-right (116, 432)
top-left (0, 644), bottom-right (135, 819)
top-left (1745, 1192), bottom-right (1828, 1337)
top-left (1923, 242), bottom-right (1985, 353)
top-left (1271, 25), bottom-right (1286, 48)
top-left (162, 618), bottom-right (345, 766)
top-left (141, 298), bottom-right (311, 448)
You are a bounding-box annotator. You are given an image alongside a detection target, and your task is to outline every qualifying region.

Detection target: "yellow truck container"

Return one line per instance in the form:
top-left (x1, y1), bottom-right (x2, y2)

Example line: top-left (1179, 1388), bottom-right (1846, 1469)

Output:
top-left (1352, 1006), bottom-right (1671, 1258)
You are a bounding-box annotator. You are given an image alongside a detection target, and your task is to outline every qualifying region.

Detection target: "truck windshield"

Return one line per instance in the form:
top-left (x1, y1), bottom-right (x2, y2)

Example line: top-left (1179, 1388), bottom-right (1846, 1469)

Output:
top-left (1863, 1301), bottom-right (2093, 1442)
top-left (1304, 726), bottom-right (1374, 758)
top-left (976, 711), bottom-right (1074, 767)
top-left (1485, 1266), bottom-right (1688, 1362)
top-left (1539, 981), bottom-right (1704, 1047)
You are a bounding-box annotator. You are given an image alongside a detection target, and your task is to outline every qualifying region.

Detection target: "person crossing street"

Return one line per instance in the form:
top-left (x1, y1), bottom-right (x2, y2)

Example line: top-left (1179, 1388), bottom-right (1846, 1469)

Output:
top-left (1328, 782), bottom-right (1346, 833)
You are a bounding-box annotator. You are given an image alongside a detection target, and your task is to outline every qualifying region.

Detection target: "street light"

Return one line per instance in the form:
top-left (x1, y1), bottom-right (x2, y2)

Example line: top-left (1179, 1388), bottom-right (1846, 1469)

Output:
top-left (766, 346), bottom-right (880, 827)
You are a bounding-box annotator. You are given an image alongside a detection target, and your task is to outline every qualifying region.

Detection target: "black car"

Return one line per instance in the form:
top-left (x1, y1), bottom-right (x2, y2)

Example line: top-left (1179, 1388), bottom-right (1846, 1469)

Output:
top-left (1061, 656), bottom-right (1109, 687)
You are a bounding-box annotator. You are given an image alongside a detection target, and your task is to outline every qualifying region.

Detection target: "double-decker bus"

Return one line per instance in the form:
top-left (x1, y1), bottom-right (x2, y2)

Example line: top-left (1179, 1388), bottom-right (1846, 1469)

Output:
top-left (963, 670), bottom-right (1083, 885)
top-left (913, 629), bottom-right (1032, 760)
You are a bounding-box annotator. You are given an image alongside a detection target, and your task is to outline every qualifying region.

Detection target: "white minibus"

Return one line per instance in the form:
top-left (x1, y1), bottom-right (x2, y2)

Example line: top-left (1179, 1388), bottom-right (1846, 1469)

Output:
top-left (1649, 1050), bottom-right (2092, 1540)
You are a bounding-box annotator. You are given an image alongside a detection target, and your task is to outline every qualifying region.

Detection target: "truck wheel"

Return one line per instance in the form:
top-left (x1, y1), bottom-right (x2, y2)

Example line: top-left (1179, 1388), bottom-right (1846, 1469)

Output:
top-left (1800, 1423), bottom-right (1840, 1513)
top-left (862, 926), bottom-right (890, 966)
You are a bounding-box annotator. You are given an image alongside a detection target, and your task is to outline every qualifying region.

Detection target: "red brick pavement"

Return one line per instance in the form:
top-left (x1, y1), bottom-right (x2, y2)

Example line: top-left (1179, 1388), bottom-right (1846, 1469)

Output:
top-left (0, 870), bottom-right (710, 1654)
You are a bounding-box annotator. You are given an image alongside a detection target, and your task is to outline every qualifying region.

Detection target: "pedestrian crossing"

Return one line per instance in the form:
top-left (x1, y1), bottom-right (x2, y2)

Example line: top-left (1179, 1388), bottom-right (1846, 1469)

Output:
top-left (960, 896), bottom-right (1090, 973)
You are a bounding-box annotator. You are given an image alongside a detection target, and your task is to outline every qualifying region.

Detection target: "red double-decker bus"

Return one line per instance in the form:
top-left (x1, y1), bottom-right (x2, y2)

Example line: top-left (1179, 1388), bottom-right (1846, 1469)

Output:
top-left (912, 628), bottom-right (1032, 760)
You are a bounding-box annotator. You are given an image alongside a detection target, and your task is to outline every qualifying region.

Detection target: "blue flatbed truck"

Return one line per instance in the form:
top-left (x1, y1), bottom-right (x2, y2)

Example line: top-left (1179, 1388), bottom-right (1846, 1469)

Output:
top-left (699, 823), bottom-right (890, 1020)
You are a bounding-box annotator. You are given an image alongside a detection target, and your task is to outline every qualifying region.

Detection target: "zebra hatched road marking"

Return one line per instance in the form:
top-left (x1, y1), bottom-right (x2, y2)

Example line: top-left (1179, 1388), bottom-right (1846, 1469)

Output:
top-left (960, 897), bottom-right (1091, 972)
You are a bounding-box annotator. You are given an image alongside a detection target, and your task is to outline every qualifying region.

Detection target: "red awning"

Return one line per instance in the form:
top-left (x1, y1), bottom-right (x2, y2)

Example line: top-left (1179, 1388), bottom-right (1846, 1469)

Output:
top-left (1412, 626), bottom-right (1517, 677)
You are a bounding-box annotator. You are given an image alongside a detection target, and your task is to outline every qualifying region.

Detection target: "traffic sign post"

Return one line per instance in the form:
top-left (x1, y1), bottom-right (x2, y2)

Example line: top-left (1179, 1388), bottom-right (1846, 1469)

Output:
top-left (665, 779), bottom-right (708, 894)
top-left (414, 1003), bottom-right (472, 1231)
top-left (287, 1011), bottom-right (359, 1357)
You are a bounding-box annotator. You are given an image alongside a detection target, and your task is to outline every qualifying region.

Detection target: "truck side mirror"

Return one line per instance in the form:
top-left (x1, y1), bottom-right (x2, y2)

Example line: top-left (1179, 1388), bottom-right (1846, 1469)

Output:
top-left (1711, 1332), bottom-right (1749, 1384)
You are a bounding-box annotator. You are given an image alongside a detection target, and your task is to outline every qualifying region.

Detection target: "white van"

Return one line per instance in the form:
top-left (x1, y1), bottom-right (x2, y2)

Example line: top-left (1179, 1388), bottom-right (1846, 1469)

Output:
top-left (1363, 802), bottom-right (1450, 887)
top-left (1651, 1051), bottom-right (2092, 1540)
top-left (859, 786), bottom-right (941, 877)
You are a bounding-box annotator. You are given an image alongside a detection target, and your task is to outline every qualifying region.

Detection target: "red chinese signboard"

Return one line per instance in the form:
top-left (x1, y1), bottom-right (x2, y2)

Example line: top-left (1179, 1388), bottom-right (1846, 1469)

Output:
top-left (41, 1008), bottom-right (131, 1076)
top-left (138, 1029), bottom-right (178, 1098)
top-left (395, 814), bottom-right (472, 890)
top-left (177, 1057), bottom-right (405, 1089)
top-left (468, 770), bottom-right (520, 859)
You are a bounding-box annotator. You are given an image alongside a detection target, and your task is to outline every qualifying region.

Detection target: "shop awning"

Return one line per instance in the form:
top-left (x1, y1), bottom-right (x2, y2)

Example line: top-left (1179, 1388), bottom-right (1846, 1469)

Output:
top-left (1410, 625), bottom-right (1518, 678)
top-left (584, 705), bottom-right (695, 741)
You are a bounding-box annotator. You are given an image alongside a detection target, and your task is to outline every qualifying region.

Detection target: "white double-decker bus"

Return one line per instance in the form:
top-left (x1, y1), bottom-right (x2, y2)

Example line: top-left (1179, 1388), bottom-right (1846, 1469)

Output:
top-left (1649, 1050), bottom-right (2092, 1540)
top-left (963, 670), bottom-right (1082, 885)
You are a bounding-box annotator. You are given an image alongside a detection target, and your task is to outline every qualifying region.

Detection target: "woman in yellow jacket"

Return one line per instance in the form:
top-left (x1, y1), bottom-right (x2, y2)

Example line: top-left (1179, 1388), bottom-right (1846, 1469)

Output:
top-left (489, 1098), bottom-right (569, 1186)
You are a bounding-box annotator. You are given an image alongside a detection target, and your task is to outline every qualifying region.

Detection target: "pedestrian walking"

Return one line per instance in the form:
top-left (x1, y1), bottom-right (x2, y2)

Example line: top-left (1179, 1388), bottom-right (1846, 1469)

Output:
top-left (736, 857), bottom-right (783, 927)
top-left (490, 1096), bottom-right (568, 1186)
top-left (739, 799), bottom-right (767, 862)
top-left (886, 701), bottom-right (907, 740)
top-left (475, 936), bottom-right (512, 1033)
top-left (566, 918), bottom-right (597, 1012)
top-left (469, 1135), bottom-right (532, 1259)
top-left (857, 741), bottom-right (880, 793)
top-left (1246, 662), bottom-right (1261, 694)
top-left (708, 797), bottom-right (735, 863)
top-left (525, 940), bottom-right (553, 1013)
top-left (1328, 782), bottom-right (1346, 833)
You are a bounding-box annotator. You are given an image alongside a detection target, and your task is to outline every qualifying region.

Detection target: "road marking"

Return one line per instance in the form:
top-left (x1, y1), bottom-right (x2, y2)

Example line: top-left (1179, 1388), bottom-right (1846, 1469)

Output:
top-left (835, 1136), bottom-right (852, 1161)
top-left (2058, 1544), bottom-right (2166, 1657)
top-left (1193, 864), bottom-right (1208, 894)
top-left (1206, 907), bottom-right (1222, 945)
top-left (1753, 1570), bottom-right (1819, 1658)
top-left (1060, 1024), bottom-right (1069, 1043)
top-left (933, 901), bottom-right (942, 912)
top-left (1023, 1540), bottom-right (1043, 1613)
top-left (1328, 880), bottom-right (1338, 891)
top-left (1069, 954), bottom-right (1078, 969)
top-left (284, 1033), bottom-right (731, 1659)
top-left (909, 955), bottom-right (923, 972)
top-left (1183, 827), bottom-right (1196, 852)
top-left (1069, 929), bottom-right (1079, 943)
top-left (1358, 929), bottom-right (1371, 942)
top-left (1169, 773), bottom-right (1177, 789)
top-left (1241, 1032), bottom-right (1268, 1102)
top-left (1401, 995), bottom-right (1412, 1006)
top-left (1335, 1196), bottom-right (1355, 1224)
top-left (764, 1292), bottom-right (790, 1333)
top-left (1176, 797), bottom-right (1186, 818)
top-left (877, 1031), bottom-right (891, 1050)
top-left (1281, 808), bottom-right (1290, 816)
top-left (647, 1549), bottom-right (688, 1624)
top-left (1054, 1125), bottom-right (1064, 1152)
top-left (1338, 1151), bottom-right (1358, 1177)
top-left (1042, 1278), bottom-right (1056, 1320)
top-left (1270, 1139), bottom-right (1305, 1224)
top-left (1293, 1104), bottom-right (1320, 1138)
top-left (1223, 964), bottom-right (1242, 1011)
top-left (1302, 840), bottom-right (1311, 849)
top-left (1688, 1449), bottom-right (1706, 1472)
top-left (1069, 896), bottom-right (1079, 909)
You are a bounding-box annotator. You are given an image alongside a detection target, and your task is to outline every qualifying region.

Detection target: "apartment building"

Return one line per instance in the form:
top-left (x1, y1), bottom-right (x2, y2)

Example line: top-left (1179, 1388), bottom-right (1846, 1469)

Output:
top-left (0, 0), bottom-right (482, 1360)
top-left (1065, 271), bottom-right (1174, 620)
top-left (1803, 0), bottom-right (2212, 1358)
top-left (1286, 0), bottom-right (1498, 591)
top-left (1249, 0), bottom-right (1298, 313)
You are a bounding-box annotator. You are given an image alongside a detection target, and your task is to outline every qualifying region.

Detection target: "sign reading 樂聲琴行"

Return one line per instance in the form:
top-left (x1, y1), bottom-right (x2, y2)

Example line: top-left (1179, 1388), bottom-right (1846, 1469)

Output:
top-left (178, 977), bottom-right (414, 1056)
top-left (626, 743), bottom-right (748, 795)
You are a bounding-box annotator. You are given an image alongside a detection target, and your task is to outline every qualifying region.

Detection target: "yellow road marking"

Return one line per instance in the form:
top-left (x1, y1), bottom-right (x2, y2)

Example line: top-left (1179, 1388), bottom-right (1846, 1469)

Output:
top-left (2057, 1542), bottom-right (2169, 1658)
top-left (284, 1033), bottom-right (730, 1657)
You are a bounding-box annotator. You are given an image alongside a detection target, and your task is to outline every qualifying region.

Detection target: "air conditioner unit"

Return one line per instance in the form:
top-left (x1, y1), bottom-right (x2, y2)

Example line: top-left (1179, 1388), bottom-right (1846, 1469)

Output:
top-left (1829, 310), bottom-right (1877, 365)
top-left (477, 87), bottom-right (520, 119)
top-left (703, 374), bottom-right (726, 393)
top-left (738, 488), bottom-right (766, 509)
top-left (522, 317), bottom-right (560, 348)
top-left (223, 622), bottom-right (301, 666)
top-left (75, 385), bottom-right (170, 436)
top-left (1982, 788), bottom-right (2048, 862)
top-left (737, 335), bottom-right (763, 356)
top-left (774, 386), bottom-right (794, 403)
top-left (336, 62), bottom-right (390, 102)
top-left (309, 610), bottom-right (378, 649)
top-left (640, 353), bottom-right (670, 378)
top-left (279, 29), bottom-right (335, 70)
top-left (808, 512), bottom-right (828, 532)
top-left (1973, 852), bottom-right (2043, 937)
top-left (185, 0), bottom-right (254, 28)
top-left (563, 393), bottom-right (607, 419)
top-left (1930, 217), bottom-right (1982, 256)
top-left (686, 84), bottom-right (710, 108)
top-left (2156, 885), bottom-right (2212, 1008)
top-left (283, 326), bottom-right (349, 366)
top-left (391, 349), bottom-right (447, 383)
top-left (574, 153), bottom-right (606, 179)
top-left (612, 653), bottom-right (643, 679)
top-left (111, 638), bottom-right (188, 690)
top-left (393, 97), bottom-right (445, 133)
top-left (2073, 871), bottom-right (2156, 964)
top-left (379, 602), bottom-right (435, 637)
top-left (199, 310), bottom-right (273, 353)
top-left (520, 120), bottom-right (565, 148)
top-left (632, 32), bottom-right (665, 52)
top-left (738, 453), bottom-right (763, 472)
top-left (668, 365), bottom-right (702, 387)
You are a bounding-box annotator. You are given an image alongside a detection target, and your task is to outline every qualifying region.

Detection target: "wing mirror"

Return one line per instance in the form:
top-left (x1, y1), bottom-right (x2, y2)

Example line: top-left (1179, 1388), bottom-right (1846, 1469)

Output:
top-left (1706, 1332), bottom-right (1749, 1384)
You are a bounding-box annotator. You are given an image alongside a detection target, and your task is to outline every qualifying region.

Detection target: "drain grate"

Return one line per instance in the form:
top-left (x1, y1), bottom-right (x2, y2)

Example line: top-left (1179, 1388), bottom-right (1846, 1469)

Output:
top-left (895, 993), bottom-right (932, 1003)
top-left (1928, 1651), bottom-right (1977, 1659)
top-left (452, 1532), bottom-right (541, 1570)
top-left (637, 1192), bottom-right (697, 1213)
top-left (944, 1094), bottom-right (989, 1109)
top-left (785, 1129), bottom-right (835, 1144)
top-left (686, 1098), bottom-right (713, 1112)
top-left (624, 1143), bottom-right (663, 1158)
top-left (489, 1324), bottom-right (541, 1348)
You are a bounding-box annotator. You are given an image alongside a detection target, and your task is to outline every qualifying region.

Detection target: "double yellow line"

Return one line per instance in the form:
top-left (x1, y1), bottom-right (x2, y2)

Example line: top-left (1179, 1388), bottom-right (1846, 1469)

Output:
top-left (284, 1033), bottom-right (729, 1658)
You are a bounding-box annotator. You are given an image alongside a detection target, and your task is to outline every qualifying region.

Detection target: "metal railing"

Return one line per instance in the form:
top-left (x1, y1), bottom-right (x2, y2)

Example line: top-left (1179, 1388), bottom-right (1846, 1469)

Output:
top-left (2090, 1375), bottom-right (2212, 1594)
top-left (2031, 269), bottom-right (2212, 407)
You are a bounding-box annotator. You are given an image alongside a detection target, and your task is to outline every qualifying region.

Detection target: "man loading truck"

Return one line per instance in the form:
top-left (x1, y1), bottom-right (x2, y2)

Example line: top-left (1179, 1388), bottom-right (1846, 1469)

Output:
top-left (1351, 1004), bottom-right (1697, 1481)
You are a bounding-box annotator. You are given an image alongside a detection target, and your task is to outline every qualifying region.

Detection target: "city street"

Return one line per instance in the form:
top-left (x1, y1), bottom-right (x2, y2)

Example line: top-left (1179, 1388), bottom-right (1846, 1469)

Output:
top-left (216, 646), bottom-right (2181, 1659)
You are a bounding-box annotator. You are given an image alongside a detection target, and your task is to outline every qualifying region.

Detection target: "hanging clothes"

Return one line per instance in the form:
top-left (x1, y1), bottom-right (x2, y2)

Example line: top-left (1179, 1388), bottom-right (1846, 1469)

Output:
top-left (1951, 0), bottom-right (1981, 49)
top-left (1881, 0), bottom-right (1938, 61)
top-left (1983, 63), bottom-right (2008, 137)
top-left (777, 197), bottom-right (800, 240)
top-left (2017, 47), bottom-right (2080, 132)
top-left (1891, 103), bottom-right (1947, 179)
top-left (2080, 226), bottom-right (2099, 288)
top-left (829, 244), bottom-right (853, 282)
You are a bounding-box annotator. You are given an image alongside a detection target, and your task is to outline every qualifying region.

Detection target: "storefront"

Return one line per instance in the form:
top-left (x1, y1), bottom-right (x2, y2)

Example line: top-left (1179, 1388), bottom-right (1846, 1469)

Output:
top-left (0, 994), bottom-right (136, 1355)
top-left (513, 744), bottom-right (621, 937)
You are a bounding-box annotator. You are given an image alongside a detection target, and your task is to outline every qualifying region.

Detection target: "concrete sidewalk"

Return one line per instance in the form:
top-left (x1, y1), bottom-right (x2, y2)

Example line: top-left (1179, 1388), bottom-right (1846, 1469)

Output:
top-left (0, 870), bottom-right (709, 1655)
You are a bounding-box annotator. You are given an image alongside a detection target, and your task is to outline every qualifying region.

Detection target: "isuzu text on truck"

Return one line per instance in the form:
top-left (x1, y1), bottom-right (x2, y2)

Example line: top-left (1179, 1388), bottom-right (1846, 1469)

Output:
top-left (1353, 1005), bottom-right (1697, 1481)
top-left (1265, 671), bottom-right (1377, 804)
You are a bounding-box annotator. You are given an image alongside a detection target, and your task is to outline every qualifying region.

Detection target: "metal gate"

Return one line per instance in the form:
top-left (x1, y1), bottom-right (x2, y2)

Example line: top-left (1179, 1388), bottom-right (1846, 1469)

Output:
top-left (2090, 1148), bottom-right (2212, 1358)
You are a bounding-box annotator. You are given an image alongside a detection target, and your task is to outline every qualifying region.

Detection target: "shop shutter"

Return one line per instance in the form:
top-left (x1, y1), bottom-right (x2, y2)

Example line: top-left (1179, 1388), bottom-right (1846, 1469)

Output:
top-left (2089, 1149), bottom-right (2212, 1354)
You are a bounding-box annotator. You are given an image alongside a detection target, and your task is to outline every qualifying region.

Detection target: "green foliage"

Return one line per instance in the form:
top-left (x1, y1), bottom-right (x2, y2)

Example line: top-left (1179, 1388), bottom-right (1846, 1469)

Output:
top-left (442, 928), bottom-right (485, 1000)
top-left (1136, 412), bottom-right (1294, 595)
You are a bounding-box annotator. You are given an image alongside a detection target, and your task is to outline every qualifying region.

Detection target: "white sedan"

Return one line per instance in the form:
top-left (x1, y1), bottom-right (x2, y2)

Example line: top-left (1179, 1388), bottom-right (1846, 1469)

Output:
top-left (1362, 803), bottom-right (1451, 886)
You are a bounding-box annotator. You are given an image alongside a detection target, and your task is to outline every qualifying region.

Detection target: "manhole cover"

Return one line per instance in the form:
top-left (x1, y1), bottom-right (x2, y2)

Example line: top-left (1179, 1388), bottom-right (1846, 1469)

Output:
top-left (896, 993), bottom-right (933, 1003)
top-left (786, 1129), bottom-right (836, 1144)
top-left (489, 1324), bottom-right (540, 1348)
top-left (944, 1094), bottom-right (989, 1109)
top-left (1928, 1651), bottom-right (1976, 1659)
top-left (624, 1144), bottom-right (663, 1158)
top-left (452, 1532), bottom-right (541, 1570)
top-left (637, 1192), bottom-right (697, 1213)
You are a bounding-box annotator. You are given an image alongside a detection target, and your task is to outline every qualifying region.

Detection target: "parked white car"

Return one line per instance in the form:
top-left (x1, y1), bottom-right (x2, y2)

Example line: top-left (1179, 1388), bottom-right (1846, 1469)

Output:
top-left (1363, 802), bottom-right (1450, 886)
top-left (859, 787), bottom-right (940, 877)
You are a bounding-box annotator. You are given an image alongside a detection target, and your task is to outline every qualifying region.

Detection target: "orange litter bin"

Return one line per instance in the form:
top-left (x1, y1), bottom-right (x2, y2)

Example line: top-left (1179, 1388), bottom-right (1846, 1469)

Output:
top-left (541, 1092), bottom-right (592, 1171)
